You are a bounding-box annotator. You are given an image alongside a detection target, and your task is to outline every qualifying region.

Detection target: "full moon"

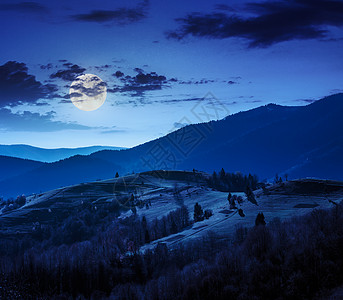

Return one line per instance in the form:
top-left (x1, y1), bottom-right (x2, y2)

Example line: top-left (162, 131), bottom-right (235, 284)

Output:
top-left (69, 74), bottom-right (107, 111)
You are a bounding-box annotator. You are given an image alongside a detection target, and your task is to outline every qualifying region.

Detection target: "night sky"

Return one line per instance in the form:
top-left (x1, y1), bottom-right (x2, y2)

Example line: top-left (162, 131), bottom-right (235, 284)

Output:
top-left (0, 0), bottom-right (342, 148)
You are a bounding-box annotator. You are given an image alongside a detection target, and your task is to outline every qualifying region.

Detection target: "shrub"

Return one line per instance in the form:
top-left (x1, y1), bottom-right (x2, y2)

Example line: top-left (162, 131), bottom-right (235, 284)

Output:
top-left (204, 209), bottom-right (213, 219)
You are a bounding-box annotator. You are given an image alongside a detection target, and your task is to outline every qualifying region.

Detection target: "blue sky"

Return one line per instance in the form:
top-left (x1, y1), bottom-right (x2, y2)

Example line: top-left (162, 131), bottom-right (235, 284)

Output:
top-left (0, 0), bottom-right (342, 148)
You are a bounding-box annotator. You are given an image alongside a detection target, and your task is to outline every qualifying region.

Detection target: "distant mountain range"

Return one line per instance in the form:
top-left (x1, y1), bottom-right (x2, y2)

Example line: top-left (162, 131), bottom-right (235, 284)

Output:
top-left (0, 145), bottom-right (126, 162)
top-left (1, 93), bottom-right (342, 197)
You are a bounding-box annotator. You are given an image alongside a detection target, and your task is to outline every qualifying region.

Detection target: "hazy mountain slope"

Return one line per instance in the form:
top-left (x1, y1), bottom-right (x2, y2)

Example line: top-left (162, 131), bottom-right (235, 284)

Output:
top-left (0, 144), bottom-right (125, 162)
top-left (181, 94), bottom-right (343, 179)
top-left (89, 103), bottom-right (300, 170)
top-left (0, 156), bottom-right (44, 183)
top-left (0, 103), bottom-right (291, 197)
top-left (284, 136), bottom-right (343, 180)
top-left (89, 93), bottom-right (343, 180)
top-left (1, 93), bottom-right (342, 197)
top-left (0, 155), bottom-right (122, 197)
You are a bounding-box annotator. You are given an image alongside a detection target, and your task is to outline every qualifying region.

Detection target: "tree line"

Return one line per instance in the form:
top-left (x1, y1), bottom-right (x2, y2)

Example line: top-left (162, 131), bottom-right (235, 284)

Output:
top-left (207, 168), bottom-right (259, 192)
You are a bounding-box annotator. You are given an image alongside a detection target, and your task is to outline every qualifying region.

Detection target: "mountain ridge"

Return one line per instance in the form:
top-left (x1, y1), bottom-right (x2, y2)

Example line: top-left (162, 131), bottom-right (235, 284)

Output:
top-left (0, 144), bottom-right (126, 163)
top-left (0, 93), bottom-right (342, 197)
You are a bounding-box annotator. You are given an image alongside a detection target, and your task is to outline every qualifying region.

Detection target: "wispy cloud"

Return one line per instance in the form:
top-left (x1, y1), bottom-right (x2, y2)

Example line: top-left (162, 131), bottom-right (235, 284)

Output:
top-left (71, 0), bottom-right (149, 25)
top-left (0, 108), bottom-right (93, 132)
top-left (0, 2), bottom-right (48, 13)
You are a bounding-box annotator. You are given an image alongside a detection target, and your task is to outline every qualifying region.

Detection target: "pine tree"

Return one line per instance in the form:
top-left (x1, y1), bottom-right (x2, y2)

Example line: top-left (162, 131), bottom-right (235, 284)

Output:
top-left (220, 168), bottom-right (226, 180)
top-left (129, 194), bottom-right (135, 207)
top-left (227, 192), bottom-right (232, 203)
top-left (255, 212), bottom-right (266, 226)
top-left (245, 186), bottom-right (258, 205)
top-left (194, 202), bottom-right (204, 222)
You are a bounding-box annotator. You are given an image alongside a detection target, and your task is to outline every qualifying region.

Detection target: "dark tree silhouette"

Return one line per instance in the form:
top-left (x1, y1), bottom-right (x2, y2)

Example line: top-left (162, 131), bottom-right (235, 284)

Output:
top-left (194, 202), bottom-right (204, 222)
top-left (238, 208), bottom-right (245, 217)
top-left (245, 186), bottom-right (258, 205)
top-left (207, 170), bottom-right (258, 192)
top-left (255, 212), bottom-right (266, 226)
top-left (204, 209), bottom-right (213, 219)
top-left (15, 195), bottom-right (26, 207)
top-left (220, 168), bottom-right (226, 180)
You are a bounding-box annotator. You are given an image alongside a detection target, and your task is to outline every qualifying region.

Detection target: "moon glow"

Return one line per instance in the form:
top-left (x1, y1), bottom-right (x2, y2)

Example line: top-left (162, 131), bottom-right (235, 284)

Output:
top-left (70, 74), bottom-right (107, 111)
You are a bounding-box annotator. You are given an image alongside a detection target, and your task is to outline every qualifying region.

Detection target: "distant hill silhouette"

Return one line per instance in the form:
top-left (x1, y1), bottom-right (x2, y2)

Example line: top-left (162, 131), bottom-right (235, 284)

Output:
top-left (1, 93), bottom-right (342, 197)
top-left (0, 155), bottom-right (123, 198)
top-left (0, 145), bottom-right (126, 162)
top-left (0, 156), bottom-right (43, 183)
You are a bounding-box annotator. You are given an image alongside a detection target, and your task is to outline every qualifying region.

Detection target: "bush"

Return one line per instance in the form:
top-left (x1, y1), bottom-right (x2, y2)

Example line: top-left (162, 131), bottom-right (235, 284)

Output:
top-left (204, 209), bottom-right (213, 219)
top-left (15, 195), bottom-right (26, 206)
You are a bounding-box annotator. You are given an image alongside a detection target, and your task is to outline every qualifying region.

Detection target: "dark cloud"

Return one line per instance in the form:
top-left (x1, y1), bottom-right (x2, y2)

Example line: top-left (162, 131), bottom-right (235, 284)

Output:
top-left (94, 64), bottom-right (112, 72)
top-left (70, 80), bottom-right (107, 98)
top-left (158, 97), bottom-right (202, 104)
top-left (68, 92), bottom-right (83, 98)
top-left (227, 80), bottom-right (237, 85)
top-left (62, 62), bottom-right (73, 68)
top-left (71, 0), bottom-right (149, 25)
top-left (167, 0), bottom-right (343, 47)
top-left (178, 79), bottom-right (216, 85)
top-left (0, 108), bottom-right (92, 132)
top-left (57, 75), bottom-right (107, 104)
top-left (114, 70), bottom-right (124, 78)
top-left (110, 69), bottom-right (171, 97)
top-left (0, 61), bottom-right (58, 107)
top-left (111, 96), bottom-right (203, 106)
top-left (133, 67), bottom-right (144, 74)
top-left (50, 64), bottom-right (86, 81)
top-left (0, 2), bottom-right (48, 13)
top-left (135, 72), bottom-right (166, 84)
top-left (109, 68), bottom-right (229, 103)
